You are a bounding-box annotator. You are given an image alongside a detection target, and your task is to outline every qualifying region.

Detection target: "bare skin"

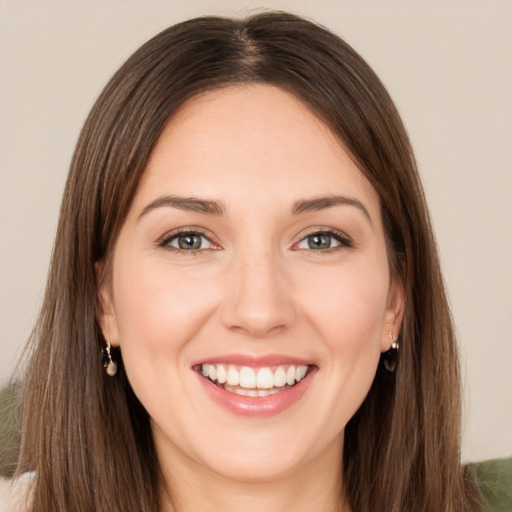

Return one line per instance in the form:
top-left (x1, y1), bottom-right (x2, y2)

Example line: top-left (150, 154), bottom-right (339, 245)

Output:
top-left (99, 84), bottom-right (403, 512)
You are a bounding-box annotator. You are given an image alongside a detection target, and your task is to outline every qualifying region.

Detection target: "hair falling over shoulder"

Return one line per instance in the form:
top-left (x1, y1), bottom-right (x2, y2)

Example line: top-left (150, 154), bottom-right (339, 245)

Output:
top-left (17, 11), bottom-right (482, 512)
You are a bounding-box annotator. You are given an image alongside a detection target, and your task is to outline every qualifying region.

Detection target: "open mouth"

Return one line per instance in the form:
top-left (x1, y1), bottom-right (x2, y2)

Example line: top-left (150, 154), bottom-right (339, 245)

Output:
top-left (196, 363), bottom-right (311, 397)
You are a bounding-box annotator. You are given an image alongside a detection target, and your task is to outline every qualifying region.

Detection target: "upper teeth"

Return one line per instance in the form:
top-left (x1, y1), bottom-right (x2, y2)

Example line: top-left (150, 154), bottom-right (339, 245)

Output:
top-left (201, 364), bottom-right (309, 389)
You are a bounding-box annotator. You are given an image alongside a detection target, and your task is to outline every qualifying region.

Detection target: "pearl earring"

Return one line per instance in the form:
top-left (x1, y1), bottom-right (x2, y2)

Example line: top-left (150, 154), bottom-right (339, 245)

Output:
top-left (102, 342), bottom-right (118, 377)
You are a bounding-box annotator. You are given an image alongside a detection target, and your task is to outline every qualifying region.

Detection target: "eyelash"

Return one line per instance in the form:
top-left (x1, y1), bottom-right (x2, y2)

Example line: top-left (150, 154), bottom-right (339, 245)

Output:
top-left (158, 229), bottom-right (217, 253)
top-left (158, 228), bottom-right (353, 253)
top-left (293, 228), bottom-right (353, 253)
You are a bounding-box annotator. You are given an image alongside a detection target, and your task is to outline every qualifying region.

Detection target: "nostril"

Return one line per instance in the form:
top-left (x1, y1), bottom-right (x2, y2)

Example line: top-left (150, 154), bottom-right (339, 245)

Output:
top-left (228, 322), bottom-right (287, 337)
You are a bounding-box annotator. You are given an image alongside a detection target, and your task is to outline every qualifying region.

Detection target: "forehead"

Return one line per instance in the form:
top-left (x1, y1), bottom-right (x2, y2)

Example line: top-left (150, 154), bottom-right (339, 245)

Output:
top-left (132, 84), bottom-right (381, 218)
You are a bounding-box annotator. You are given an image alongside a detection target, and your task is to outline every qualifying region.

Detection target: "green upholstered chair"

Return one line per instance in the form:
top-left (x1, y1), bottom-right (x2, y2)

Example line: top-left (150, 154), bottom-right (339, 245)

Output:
top-left (466, 458), bottom-right (512, 512)
top-left (0, 383), bottom-right (20, 479)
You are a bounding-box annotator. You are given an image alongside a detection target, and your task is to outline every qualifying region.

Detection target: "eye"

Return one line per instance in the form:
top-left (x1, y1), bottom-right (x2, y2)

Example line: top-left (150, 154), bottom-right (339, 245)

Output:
top-left (161, 231), bottom-right (216, 251)
top-left (295, 230), bottom-right (351, 251)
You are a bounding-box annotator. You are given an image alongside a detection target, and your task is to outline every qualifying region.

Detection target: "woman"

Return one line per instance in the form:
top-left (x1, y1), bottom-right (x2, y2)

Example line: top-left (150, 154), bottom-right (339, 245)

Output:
top-left (3, 11), bottom-right (482, 512)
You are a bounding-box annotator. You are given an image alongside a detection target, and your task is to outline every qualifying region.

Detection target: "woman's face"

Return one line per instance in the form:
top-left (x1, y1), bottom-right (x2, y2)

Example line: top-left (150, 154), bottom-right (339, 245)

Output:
top-left (100, 84), bottom-right (403, 483)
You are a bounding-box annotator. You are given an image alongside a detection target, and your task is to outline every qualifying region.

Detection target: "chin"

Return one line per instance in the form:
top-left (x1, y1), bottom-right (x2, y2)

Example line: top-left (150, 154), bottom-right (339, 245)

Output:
top-left (201, 448), bottom-right (309, 484)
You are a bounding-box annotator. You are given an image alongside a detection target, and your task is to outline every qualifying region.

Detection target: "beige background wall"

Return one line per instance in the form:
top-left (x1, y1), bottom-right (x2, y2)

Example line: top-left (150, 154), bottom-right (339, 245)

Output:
top-left (1, 0), bottom-right (511, 463)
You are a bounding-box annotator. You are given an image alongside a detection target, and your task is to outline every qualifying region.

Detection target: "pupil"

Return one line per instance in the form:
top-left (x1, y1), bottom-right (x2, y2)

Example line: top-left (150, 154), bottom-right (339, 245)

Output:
top-left (179, 234), bottom-right (201, 250)
top-left (308, 234), bottom-right (330, 249)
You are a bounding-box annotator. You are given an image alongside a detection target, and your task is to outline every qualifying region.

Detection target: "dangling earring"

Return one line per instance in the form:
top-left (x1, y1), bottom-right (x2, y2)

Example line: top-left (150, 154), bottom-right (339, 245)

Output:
top-left (102, 341), bottom-right (118, 376)
top-left (383, 331), bottom-right (399, 372)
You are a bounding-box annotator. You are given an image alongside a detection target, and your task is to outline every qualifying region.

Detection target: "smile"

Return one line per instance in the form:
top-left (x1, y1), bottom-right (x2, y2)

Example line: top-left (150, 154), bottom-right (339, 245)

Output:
top-left (194, 356), bottom-right (316, 417)
top-left (199, 363), bottom-right (310, 397)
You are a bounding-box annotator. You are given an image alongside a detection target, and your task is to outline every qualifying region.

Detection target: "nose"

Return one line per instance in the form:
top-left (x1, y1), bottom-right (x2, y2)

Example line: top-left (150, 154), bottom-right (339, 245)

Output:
top-left (221, 248), bottom-right (296, 338)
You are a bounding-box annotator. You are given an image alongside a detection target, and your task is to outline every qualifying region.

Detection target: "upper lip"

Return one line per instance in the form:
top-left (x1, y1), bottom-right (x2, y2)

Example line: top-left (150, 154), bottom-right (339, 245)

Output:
top-left (191, 353), bottom-right (315, 368)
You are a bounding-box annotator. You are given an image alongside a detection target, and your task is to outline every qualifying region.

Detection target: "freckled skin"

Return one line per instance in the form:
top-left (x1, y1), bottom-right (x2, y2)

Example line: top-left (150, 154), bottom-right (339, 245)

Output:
top-left (99, 85), bottom-right (404, 508)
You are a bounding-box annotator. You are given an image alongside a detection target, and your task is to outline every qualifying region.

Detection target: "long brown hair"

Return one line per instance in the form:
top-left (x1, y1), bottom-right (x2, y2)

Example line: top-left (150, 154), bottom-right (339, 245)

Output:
top-left (18, 11), bottom-right (481, 511)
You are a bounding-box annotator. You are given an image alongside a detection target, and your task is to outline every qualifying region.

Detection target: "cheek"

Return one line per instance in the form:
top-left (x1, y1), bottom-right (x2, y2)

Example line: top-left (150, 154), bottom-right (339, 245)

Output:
top-left (299, 260), bottom-right (388, 403)
top-left (113, 257), bottom-right (215, 340)
top-left (109, 258), bottom-right (224, 433)
top-left (279, 262), bottom-right (389, 444)
top-left (301, 260), bottom-right (390, 349)
top-left (110, 257), bottom-right (221, 392)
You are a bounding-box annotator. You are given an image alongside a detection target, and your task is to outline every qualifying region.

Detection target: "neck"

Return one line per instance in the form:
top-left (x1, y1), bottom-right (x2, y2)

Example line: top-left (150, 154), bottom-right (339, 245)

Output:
top-left (158, 438), bottom-right (351, 512)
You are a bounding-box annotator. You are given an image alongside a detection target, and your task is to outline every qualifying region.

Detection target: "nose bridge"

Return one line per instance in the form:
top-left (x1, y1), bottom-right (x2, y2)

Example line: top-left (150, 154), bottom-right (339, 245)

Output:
top-left (222, 242), bottom-right (295, 337)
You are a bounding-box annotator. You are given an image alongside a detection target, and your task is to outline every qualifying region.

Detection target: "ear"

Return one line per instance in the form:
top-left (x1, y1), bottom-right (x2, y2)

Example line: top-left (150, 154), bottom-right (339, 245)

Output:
top-left (381, 275), bottom-right (405, 352)
top-left (95, 261), bottom-right (120, 347)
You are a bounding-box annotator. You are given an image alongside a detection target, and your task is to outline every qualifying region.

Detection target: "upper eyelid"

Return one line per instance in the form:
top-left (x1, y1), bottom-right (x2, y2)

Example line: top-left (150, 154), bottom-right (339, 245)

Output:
top-left (291, 228), bottom-right (354, 251)
top-left (294, 227), bottom-right (352, 243)
top-left (158, 227), bottom-right (216, 247)
top-left (159, 226), bottom-right (211, 239)
top-left (156, 226), bottom-right (352, 248)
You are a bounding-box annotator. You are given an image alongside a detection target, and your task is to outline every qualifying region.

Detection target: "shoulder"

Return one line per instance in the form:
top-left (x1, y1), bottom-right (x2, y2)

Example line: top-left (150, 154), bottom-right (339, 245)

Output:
top-left (466, 457), bottom-right (512, 512)
top-left (0, 473), bottom-right (34, 512)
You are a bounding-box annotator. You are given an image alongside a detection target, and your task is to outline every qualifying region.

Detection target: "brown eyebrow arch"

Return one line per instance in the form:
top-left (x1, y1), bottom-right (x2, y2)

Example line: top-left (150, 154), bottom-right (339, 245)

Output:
top-left (137, 195), bottom-right (225, 220)
top-left (291, 196), bottom-right (372, 225)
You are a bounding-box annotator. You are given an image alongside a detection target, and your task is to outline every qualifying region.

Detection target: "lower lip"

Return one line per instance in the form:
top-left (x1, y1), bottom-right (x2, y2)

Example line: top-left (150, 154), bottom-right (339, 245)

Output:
top-left (196, 368), bottom-right (316, 418)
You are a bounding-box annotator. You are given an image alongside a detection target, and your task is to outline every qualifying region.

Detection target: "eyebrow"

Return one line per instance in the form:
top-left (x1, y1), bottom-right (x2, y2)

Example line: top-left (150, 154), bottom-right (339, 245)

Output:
top-left (137, 194), bottom-right (372, 225)
top-left (137, 195), bottom-right (225, 220)
top-left (291, 196), bottom-right (372, 225)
